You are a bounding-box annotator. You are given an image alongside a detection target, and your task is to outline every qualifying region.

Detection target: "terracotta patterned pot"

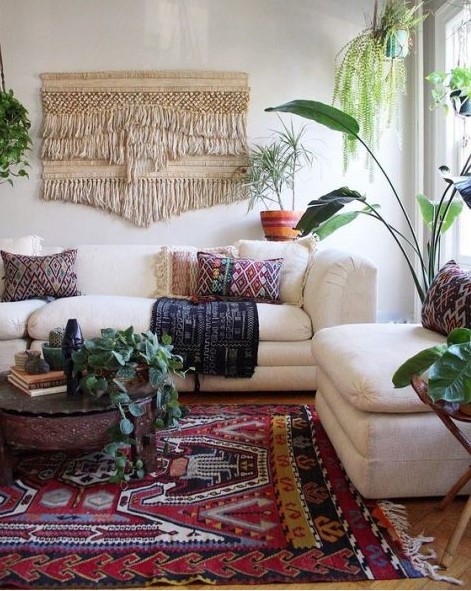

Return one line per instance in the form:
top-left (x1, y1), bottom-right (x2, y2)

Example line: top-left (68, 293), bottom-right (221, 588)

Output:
top-left (260, 210), bottom-right (302, 241)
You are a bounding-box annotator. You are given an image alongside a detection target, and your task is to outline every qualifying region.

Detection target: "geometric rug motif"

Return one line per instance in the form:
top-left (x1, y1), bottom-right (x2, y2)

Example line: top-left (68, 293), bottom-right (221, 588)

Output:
top-left (0, 405), bottom-right (429, 588)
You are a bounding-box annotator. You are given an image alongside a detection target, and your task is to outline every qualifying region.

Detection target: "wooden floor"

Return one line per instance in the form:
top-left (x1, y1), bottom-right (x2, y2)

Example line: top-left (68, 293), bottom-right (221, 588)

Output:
top-left (154, 391), bottom-right (471, 590)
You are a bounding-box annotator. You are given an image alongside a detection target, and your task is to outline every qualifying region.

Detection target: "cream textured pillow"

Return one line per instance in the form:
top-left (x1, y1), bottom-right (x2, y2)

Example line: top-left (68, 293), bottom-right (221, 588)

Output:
top-left (0, 235), bottom-right (43, 295)
top-left (156, 245), bottom-right (239, 297)
top-left (235, 236), bottom-right (317, 306)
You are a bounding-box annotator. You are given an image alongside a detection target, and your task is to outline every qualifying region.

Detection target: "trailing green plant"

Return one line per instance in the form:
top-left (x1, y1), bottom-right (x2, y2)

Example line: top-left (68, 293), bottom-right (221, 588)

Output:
top-left (333, 0), bottom-right (426, 171)
top-left (72, 326), bottom-right (188, 483)
top-left (0, 88), bottom-right (32, 186)
top-left (265, 99), bottom-right (471, 303)
top-left (426, 66), bottom-right (471, 114)
top-left (393, 327), bottom-right (471, 405)
top-left (245, 118), bottom-right (315, 211)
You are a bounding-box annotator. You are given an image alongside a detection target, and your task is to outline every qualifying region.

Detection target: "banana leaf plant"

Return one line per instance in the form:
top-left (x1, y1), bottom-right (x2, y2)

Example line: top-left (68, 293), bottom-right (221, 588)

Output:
top-left (392, 327), bottom-right (471, 404)
top-left (265, 100), bottom-right (471, 303)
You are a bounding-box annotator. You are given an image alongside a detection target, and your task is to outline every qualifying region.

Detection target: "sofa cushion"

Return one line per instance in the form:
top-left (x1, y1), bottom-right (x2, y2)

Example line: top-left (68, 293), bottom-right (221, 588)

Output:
top-left (421, 260), bottom-right (471, 335)
top-left (0, 299), bottom-right (48, 340)
top-left (27, 296), bottom-right (313, 342)
top-left (196, 252), bottom-right (283, 301)
top-left (75, 245), bottom-right (164, 297)
top-left (312, 323), bottom-right (446, 413)
top-left (0, 235), bottom-right (43, 295)
top-left (1, 250), bottom-right (79, 302)
top-left (155, 244), bottom-right (238, 297)
top-left (236, 235), bottom-right (317, 306)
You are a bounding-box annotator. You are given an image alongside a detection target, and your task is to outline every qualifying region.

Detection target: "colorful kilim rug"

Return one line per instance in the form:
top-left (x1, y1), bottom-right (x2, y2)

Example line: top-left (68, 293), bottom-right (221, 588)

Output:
top-left (0, 404), bottom-right (432, 589)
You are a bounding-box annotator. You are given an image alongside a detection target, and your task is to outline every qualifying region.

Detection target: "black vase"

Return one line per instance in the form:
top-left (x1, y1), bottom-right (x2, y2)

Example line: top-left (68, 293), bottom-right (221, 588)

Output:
top-left (62, 318), bottom-right (84, 396)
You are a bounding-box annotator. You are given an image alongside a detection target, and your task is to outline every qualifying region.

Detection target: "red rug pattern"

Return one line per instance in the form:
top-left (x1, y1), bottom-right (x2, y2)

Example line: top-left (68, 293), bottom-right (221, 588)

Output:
top-left (0, 404), bottom-right (424, 588)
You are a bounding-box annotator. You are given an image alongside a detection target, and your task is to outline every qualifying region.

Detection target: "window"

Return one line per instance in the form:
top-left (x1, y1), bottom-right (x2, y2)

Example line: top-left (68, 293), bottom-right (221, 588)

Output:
top-left (435, 5), bottom-right (471, 265)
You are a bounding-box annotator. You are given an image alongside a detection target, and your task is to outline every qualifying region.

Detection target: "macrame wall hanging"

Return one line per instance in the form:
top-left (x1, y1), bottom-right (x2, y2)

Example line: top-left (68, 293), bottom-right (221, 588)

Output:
top-left (41, 71), bottom-right (249, 227)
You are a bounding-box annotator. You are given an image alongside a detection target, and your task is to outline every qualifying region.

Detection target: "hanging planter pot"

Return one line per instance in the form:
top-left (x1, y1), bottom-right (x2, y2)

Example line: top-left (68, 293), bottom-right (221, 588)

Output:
top-left (450, 90), bottom-right (471, 117)
top-left (385, 29), bottom-right (410, 59)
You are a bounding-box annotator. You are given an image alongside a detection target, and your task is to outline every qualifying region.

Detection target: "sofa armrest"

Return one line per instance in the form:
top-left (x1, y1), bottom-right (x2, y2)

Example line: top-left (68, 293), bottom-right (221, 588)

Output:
top-left (303, 248), bottom-right (377, 331)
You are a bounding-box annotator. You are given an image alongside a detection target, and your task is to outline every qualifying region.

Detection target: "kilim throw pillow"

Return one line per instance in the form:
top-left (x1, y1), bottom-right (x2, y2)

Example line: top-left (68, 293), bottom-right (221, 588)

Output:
top-left (1, 249), bottom-right (79, 302)
top-left (422, 260), bottom-right (471, 335)
top-left (196, 252), bottom-right (283, 301)
top-left (155, 245), bottom-right (239, 297)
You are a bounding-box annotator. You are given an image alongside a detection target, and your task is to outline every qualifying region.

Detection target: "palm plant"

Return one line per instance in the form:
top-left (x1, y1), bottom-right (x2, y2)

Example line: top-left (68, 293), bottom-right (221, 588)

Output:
top-left (265, 99), bottom-right (471, 304)
top-left (333, 0), bottom-right (426, 171)
top-left (245, 119), bottom-right (314, 211)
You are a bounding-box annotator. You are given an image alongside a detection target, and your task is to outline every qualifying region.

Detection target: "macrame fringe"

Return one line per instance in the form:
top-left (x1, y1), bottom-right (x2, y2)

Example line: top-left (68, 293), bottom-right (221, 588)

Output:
top-left (42, 108), bottom-right (247, 181)
top-left (379, 501), bottom-right (463, 586)
top-left (43, 177), bottom-right (246, 227)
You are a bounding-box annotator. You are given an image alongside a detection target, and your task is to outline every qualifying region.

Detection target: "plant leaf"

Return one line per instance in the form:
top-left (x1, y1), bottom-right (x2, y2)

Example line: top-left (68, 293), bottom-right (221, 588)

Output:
top-left (120, 418), bottom-right (134, 435)
top-left (447, 328), bottom-right (471, 345)
top-left (392, 344), bottom-right (447, 388)
top-left (295, 187), bottom-right (365, 235)
top-left (416, 193), bottom-right (434, 226)
top-left (428, 343), bottom-right (471, 403)
top-left (265, 100), bottom-right (359, 138)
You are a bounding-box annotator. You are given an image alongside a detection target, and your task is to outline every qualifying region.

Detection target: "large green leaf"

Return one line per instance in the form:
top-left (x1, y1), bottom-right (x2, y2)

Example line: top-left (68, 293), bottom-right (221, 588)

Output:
top-left (448, 327), bottom-right (471, 345)
top-left (265, 100), bottom-right (359, 138)
top-left (439, 168), bottom-right (471, 208)
top-left (392, 344), bottom-right (447, 388)
top-left (416, 193), bottom-right (464, 233)
top-left (295, 187), bottom-right (365, 235)
top-left (428, 343), bottom-right (471, 403)
top-left (416, 193), bottom-right (434, 226)
top-left (314, 203), bottom-right (380, 240)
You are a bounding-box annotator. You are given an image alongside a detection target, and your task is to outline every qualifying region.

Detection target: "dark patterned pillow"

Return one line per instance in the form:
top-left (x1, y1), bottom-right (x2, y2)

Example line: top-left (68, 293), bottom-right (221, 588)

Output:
top-left (421, 260), bottom-right (471, 335)
top-left (196, 252), bottom-right (283, 301)
top-left (1, 249), bottom-right (79, 302)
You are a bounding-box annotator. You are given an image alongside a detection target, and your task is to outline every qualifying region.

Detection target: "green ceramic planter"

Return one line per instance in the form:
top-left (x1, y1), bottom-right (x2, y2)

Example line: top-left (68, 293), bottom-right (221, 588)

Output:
top-left (385, 30), bottom-right (409, 59)
top-left (42, 344), bottom-right (66, 371)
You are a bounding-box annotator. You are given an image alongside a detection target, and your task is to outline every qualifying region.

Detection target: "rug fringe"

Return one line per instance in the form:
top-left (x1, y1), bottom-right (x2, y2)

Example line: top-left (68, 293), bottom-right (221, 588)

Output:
top-left (379, 500), bottom-right (463, 586)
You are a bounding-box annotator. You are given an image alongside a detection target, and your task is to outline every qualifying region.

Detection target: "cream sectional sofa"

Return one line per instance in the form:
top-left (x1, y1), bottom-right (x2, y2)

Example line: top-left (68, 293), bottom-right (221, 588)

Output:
top-left (313, 323), bottom-right (471, 498)
top-left (0, 239), bottom-right (378, 392)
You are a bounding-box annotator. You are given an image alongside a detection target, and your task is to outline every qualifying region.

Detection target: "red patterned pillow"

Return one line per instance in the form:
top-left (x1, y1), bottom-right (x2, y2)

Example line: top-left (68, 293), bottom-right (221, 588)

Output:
top-left (421, 260), bottom-right (471, 335)
top-left (196, 252), bottom-right (283, 301)
top-left (1, 249), bottom-right (79, 302)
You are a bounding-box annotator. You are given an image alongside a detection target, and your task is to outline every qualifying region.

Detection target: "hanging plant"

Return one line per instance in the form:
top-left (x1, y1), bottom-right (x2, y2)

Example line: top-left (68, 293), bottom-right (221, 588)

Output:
top-left (333, 0), bottom-right (426, 172)
top-left (0, 30), bottom-right (32, 186)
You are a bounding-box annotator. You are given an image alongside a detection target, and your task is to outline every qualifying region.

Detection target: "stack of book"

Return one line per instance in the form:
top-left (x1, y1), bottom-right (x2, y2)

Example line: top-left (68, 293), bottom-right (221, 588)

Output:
top-left (8, 367), bottom-right (67, 396)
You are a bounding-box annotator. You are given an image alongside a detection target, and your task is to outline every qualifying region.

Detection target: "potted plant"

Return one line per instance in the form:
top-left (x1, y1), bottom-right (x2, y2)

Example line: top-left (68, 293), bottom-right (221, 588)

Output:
top-left (333, 0), bottom-right (426, 170)
top-left (42, 327), bottom-right (66, 371)
top-left (264, 99), bottom-right (471, 303)
top-left (426, 66), bottom-right (471, 116)
top-left (72, 326), bottom-right (188, 483)
top-left (245, 118), bottom-right (315, 241)
top-left (392, 327), bottom-right (471, 414)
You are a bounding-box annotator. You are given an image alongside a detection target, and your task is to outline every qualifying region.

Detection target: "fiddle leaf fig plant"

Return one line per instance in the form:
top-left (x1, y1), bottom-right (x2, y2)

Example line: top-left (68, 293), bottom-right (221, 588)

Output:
top-left (72, 326), bottom-right (188, 483)
top-left (392, 327), bottom-right (471, 405)
top-left (0, 88), bottom-right (32, 186)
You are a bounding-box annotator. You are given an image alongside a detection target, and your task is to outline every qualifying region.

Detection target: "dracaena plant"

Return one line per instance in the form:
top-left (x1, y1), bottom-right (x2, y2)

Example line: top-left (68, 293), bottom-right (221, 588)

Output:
top-left (72, 326), bottom-right (188, 483)
top-left (265, 100), bottom-right (471, 304)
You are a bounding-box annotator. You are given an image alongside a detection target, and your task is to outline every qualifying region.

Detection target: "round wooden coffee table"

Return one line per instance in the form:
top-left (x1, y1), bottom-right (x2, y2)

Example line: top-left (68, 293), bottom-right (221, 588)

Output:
top-left (0, 376), bottom-right (158, 485)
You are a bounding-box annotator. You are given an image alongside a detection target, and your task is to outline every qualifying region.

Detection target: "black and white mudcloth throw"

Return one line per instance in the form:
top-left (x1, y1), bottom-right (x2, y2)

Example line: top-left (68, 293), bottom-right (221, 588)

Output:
top-left (150, 297), bottom-right (259, 378)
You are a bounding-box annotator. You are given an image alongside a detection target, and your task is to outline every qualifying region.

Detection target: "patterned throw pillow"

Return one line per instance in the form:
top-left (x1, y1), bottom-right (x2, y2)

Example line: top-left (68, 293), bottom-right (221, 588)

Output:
top-left (1, 249), bottom-right (79, 302)
top-left (421, 260), bottom-right (471, 335)
top-left (155, 245), bottom-right (239, 297)
top-left (196, 252), bottom-right (283, 301)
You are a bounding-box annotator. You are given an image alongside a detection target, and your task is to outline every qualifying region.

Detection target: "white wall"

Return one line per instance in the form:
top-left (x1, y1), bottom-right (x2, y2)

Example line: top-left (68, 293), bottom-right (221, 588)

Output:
top-left (0, 0), bottom-right (419, 321)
